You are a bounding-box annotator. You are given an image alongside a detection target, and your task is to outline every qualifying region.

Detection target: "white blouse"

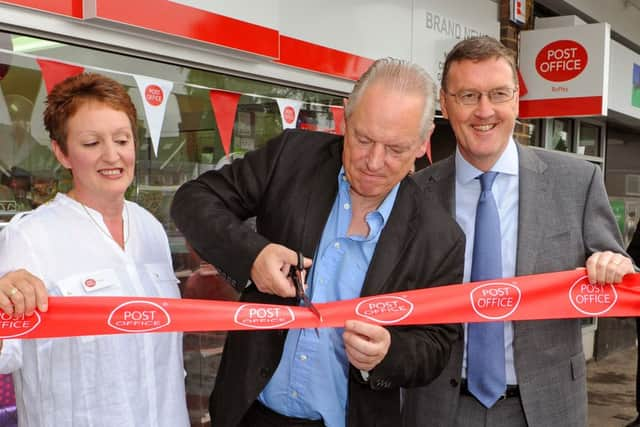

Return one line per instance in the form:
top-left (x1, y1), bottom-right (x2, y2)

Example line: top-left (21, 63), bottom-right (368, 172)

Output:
top-left (0, 193), bottom-right (189, 427)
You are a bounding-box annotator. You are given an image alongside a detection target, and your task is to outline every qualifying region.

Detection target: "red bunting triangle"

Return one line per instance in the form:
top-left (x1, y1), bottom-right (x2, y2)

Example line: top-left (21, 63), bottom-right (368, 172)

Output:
top-left (0, 32), bottom-right (12, 81)
top-left (329, 105), bottom-right (344, 135)
top-left (36, 59), bottom-right (84, 94)
top-left (517, 68), bottom-right (528, 97)
top-left (209, 90), bottom-right (241, 156)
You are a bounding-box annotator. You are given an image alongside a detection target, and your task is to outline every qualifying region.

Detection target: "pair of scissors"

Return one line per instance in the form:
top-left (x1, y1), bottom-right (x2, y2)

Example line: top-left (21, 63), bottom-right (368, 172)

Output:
top-left (289, 251), bottom-right (323, 329)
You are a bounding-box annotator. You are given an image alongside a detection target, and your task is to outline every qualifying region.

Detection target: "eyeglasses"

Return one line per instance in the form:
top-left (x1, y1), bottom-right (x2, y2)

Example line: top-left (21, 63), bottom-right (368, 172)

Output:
top-left (446, 87), bottom-right (518, 106)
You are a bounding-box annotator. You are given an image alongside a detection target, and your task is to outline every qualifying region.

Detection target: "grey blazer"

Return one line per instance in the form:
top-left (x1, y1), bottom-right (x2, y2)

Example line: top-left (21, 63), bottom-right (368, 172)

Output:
top-left (402, 144), bottom-right (626, 427)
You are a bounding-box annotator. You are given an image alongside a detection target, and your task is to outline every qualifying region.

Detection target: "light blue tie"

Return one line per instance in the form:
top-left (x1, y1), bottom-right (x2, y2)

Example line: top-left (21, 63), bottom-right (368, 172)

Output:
top-left (467, 171), bottom-right (506, 408)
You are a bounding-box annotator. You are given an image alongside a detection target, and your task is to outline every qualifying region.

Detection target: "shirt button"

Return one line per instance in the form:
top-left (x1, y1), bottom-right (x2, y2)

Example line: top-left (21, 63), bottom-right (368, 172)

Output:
top-left (291, 391), bottom-right (298, 398)
top-left (334, 242), bottom-right (340, 249)
top-left (343, 203), bottom-right (350, 210)
top-left (300, 354), bottom-right (307, 361)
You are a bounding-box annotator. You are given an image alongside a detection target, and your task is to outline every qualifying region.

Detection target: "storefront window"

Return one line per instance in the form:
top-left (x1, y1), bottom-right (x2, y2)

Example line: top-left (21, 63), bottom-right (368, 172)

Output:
top-left (0, 30), bottom-right (345, 425)
top-left (546, 118), bottom-right (573, 152)
top-left (577, 121), bottom-right (601, 157)
top-left (513, 119), bottom-right (538, 146)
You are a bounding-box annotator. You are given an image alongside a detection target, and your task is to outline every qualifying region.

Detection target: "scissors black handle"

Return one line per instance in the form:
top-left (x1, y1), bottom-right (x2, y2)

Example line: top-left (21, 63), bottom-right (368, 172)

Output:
top-left (290, 251), bottom-right (305, 300)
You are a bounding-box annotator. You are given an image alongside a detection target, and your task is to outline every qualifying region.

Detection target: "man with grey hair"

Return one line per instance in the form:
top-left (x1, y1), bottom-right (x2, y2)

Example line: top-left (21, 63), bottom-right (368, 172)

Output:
top-left (171, 57), bottom-right (465, 427)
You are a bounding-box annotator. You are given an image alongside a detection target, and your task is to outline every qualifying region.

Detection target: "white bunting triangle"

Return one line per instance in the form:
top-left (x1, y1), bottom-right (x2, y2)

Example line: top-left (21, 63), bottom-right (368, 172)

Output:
top-left (133, 75), bottom-right (173, 157)
top-left (0, 84), bottom-right (10, 125)
top-left (276, 98), bottom-right (302, 130)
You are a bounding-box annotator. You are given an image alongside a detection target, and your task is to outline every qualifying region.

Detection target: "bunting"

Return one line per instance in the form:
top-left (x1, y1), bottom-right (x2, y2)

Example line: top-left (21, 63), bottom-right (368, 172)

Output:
top-left (36, 59), bottom-right (84, 94)
top-left (276, 98), bottom-right (302, 129)
top-left (0, 33), bottom-right (11, 81)
top-left (209, 90), bottom-right (241, 156)
top-left (133, 75), bottom-right (173, 157)
top-left (329, 105), bottom-right (345, 135)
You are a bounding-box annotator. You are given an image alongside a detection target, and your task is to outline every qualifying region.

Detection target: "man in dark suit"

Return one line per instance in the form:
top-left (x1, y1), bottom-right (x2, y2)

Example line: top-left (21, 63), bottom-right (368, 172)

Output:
top-left (171, 58), bottom-right (465, 427)
top-left (402, 36), bottom-right (634, 427)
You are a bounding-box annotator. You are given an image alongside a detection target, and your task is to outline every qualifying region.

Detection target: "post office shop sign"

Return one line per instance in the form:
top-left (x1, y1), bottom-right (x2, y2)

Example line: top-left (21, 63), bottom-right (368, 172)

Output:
top-left (519, 23), bottom-right (610, 118)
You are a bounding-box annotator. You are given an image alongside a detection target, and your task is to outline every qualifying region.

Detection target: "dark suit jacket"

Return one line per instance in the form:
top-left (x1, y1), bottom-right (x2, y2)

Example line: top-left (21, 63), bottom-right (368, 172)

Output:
top-left (171, 129), bottom-right (465, 427)
top-left (403, 144), bottom-right (626, 427)
top-left (628, 226), bottom-right (640, 264)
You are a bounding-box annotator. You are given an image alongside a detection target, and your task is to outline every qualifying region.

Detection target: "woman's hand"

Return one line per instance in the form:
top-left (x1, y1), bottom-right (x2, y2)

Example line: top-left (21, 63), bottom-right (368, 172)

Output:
top-left (0, 269), bottom-right (48, 316)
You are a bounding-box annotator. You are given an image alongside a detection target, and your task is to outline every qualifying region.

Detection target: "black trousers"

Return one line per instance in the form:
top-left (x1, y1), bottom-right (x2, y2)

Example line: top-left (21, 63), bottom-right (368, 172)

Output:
top-left (238, 400), bottom-right (325, 427)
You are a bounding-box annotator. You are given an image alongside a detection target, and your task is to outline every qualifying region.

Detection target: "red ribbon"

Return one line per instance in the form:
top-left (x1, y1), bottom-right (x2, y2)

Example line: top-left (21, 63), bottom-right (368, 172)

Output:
top-left (2, 269), bottom-right (639, 340)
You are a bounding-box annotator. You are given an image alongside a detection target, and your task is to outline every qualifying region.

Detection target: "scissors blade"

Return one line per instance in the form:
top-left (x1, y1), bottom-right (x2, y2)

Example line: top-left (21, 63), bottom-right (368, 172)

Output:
top-left (292, 251), bottom-right (323, 327)
top-left (300, 291), bottom-right (323, 322)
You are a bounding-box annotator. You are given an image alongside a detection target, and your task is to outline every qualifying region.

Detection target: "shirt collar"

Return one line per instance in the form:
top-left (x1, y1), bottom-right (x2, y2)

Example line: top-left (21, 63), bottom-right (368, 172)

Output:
top-left (455, 136), bottom-right (519, 184)
top-left (338, 167), bottom-right (400, 226)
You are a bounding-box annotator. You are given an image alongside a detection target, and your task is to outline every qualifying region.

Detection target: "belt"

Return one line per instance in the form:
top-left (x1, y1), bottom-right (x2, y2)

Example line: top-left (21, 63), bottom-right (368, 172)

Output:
top-left (459, 379), bottom-right (520, 400)
top-left (240, 400), bottom-right (325, 427)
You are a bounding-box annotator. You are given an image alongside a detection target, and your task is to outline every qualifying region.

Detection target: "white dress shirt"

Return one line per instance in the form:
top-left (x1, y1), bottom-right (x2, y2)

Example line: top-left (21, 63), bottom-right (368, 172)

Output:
top-left (455, 138), bottom-right (520, 385)
top-left (0, 193), bottom-right (189, 427)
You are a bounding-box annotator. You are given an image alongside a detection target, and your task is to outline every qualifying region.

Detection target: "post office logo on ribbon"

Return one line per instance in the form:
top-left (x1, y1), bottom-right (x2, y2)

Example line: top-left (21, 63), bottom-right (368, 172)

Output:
top-left (470, 282), bottom-right (522, 320)
top-left (108, 300), bottom-right (171, 332)
top-left (569, 275), bottom-right (618, 315)
top-left (234, 304), bottom-right (296, 329)
top-left (355, 296), bottom-right (414, 324)
top-left (0, 311), bottom-right (41, 338)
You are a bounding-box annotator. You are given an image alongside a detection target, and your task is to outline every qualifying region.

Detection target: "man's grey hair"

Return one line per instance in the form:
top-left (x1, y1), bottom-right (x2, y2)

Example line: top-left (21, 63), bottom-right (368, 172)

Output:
top-left (345, 57), bottom-right (436, 140)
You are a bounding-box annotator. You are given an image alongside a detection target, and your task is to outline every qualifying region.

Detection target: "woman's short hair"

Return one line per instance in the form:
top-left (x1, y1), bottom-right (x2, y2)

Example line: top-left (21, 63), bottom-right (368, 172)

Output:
top-left (44, 73), bottom-right (137, 154)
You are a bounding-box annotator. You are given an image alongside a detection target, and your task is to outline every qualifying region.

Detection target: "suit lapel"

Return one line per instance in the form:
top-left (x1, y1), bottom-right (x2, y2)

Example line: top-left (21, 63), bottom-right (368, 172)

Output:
top-left (515, 145), bottom-right (549, 276)
top-left (301, 141), bottom-right (342, 257)
top-left (361, 179), bottom-right (418, 296)
top-left (421, 156), bottom-right (456, 215)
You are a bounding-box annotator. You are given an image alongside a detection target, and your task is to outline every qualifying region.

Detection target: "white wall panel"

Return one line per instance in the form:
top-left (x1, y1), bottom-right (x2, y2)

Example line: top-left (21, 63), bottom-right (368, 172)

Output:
top-left (563, 0), bottom-right (640, 46)
top-left (608, 40), bottom-right (640, 120)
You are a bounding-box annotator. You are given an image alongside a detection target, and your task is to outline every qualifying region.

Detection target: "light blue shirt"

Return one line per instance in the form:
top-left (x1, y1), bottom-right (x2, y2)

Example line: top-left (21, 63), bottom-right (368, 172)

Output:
top-left (259, 168), bottom-right (399, 427)
top-left (455, 138), bottom-right (520, 385)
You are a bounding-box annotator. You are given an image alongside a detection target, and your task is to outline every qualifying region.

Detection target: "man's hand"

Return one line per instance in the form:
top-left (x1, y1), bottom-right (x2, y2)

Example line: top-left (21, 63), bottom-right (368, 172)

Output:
top-left (585, 251), bottom-right (635, 285)
top-left (343, 320), bottom-right (391, 371)
top-left (250, 244), bottom-right (312, 297)
top-left (0, 269), bottom-right (48, 316)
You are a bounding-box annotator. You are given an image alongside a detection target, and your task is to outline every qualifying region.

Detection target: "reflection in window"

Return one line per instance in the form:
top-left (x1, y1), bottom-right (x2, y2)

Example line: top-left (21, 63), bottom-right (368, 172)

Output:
top-left (577, 122), bottom-right (600, 157)
top-left (547, 118), bottom-right (572, 153)
top-left (0, 29), bottom-right (347, 426)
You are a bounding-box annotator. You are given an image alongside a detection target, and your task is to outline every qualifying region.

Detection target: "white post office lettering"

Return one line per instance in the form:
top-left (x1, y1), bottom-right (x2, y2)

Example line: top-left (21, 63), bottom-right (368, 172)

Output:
top-left (576, 284), bottom-right (610, 304)
top-left (0, 312), bottom-right (32, 329)
top-left (539, 48), bottom-right (582, 72)
top-left (245, 307), bottom-right (283, 324)
top-left (364, 301), bottom-right (406, 316)
top-left (477, 287), bottom-right (513, 308)
top-left (115, 310), bottom-right (162, 327)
